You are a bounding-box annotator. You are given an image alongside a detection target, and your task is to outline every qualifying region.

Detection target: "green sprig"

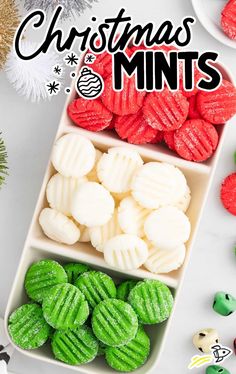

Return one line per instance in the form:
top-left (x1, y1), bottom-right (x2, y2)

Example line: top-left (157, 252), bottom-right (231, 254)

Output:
top-left (0, 134), bottom-right (8, 187)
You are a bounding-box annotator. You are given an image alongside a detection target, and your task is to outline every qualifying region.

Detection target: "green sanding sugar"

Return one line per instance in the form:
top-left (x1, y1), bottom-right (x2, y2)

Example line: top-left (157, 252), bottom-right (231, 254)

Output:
top-left (75, 271), bottom-right (117, 309)
top-left (128, 279), bottom-right (173, 324)
top-left (24, 259), bottom-right (68, 303)
top-left (52, 326), bottom-right (98, 365)
top-left (117, 280), bottom-right (138, 302)
top-left (8, 303), bottom-right (51, 350)
top-left (92, 299), bottom-right (138, 347)
top-left (63, 262), bottom-right (91, 284)
top-left (105, 326), bottom-right (150, 372)
top-left (42, 283), bottom-right (89, 330)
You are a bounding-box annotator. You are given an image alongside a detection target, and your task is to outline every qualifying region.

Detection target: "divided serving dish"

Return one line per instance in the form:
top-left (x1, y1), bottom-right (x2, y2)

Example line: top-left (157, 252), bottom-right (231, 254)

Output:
top-left (4, 62), bottom-right (233, 374)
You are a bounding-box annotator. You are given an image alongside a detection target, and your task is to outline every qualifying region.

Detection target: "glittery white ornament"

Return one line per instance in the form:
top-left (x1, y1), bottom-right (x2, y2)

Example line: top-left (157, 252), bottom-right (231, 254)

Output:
top-left (5, 41), bottom-right (60, 102)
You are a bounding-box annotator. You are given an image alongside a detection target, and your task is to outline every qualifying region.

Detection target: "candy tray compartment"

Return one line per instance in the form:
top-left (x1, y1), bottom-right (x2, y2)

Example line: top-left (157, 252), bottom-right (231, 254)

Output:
top-left (4, 62), bottom-right (233, 374)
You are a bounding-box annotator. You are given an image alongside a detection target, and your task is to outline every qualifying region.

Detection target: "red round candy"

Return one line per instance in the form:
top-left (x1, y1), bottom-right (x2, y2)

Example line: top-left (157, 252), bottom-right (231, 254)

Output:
top-left (114, 110), bottom-right (158, 144)
top-left (143, 89), bottom-right (189, 131)
top-left (180, 66), bottom-right (204, 98)
top-left (188, 95), bottom-right (201, 119)
top-left (197, 79), bottom-right (236, 124)
top-left (221, 0), bottom-right (236, 40)
top-left (67, 98), bottom-right (113, 131)
top-left (149, 130), bottom-right (164, 144)
top-left (163, 131), bottom-right (176, 151)
top-left (101, 75), bottom-right (146, 115)
top-left (220, 173), bottom-right (236, 215)
top-left (174, 119), bottom-right (219, 162)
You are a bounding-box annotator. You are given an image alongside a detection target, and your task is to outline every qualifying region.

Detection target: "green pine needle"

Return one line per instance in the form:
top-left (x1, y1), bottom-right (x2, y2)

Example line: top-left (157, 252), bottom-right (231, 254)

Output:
top-left (0, 134), bottom-right (8, 187)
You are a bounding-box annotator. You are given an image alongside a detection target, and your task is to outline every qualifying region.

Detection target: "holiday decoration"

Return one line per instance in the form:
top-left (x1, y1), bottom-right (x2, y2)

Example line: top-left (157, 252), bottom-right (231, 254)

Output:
top-left (0, 0), bottom-right (19, 70)
top-left (76, 67), bottom-right (103, 99)
top-left (5, 41), bottom-right (61, 102)
top-left (0, 135), bottom-right (8, 188)
top-left (24, 0), bottom-right (97, 19)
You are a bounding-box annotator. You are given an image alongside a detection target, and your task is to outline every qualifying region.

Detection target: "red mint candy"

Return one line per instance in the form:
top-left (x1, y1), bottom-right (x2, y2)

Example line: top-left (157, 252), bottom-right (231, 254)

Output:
top-left (143, 89), bottom-right (189, 131)
top-left (114, 110), bottom-right (159, 144)
top-left (188, 95), bottom-right (201, 119)
top-left (197, 79), bottom-right (236, 124)
top-left (174, 119), bottom-right (219, 162)
top-left (221, 173), bottom-right (236, 216)
top-left (221, 0), bottom-right (236, 40)
top-left (149, 130), bottom-right (164, 144)
top-left (179, 65), bottom-right (204, 98)
top-left (67, 98), bottom-right (113, 131)
top-left (86, 47), bottom-right (133, 79)
top-left (163, 131), bottom-right (176, 151)
top-left (101, 75), bottom-right (146, 115)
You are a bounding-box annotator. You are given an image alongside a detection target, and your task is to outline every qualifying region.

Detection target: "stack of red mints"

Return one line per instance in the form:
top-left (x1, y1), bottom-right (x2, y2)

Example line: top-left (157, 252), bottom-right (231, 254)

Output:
top-left (67, 45), bottom-right (236, 163)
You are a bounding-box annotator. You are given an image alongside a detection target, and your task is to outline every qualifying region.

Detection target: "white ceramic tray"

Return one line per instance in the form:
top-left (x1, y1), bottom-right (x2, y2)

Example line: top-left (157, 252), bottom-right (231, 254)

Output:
top-left (4, 63), bottom-right (233, 374)
top-left (192, 0), bottom-right (236, 49)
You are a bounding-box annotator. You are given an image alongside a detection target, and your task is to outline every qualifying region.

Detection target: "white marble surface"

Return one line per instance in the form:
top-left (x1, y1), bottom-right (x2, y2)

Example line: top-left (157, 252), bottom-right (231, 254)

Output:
top-left (0, 0), bottom-right (236, 373)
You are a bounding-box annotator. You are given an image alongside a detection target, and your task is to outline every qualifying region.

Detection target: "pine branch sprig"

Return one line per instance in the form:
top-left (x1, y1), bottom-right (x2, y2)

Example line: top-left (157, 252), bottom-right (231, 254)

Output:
top-left (0, 135), bottom-right (8, 187)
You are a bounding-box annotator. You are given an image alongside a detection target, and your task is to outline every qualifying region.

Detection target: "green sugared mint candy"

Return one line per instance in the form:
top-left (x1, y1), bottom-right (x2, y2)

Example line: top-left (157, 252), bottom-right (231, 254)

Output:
top-left (128, 279), bottom-right (173, 324)
top-left (63, 262), bottom-right (91, 284)
top-left (206, 365), bottom-right (231, 374)
top-left (117, 280), bottom-right (137, 302)
top-left (213, 292), bottom-right (236, 316)
top-left (42, 283), bottom-right (89, 330)
top-left (105, 326), bottom-right (150, 372)
top-left (8, 303), bottom-right (51, 349)
top-left (92, 299), bottom-right (138, 347)
top-left (75, 271), bottom-right (116, 309)
top-left (25, 259), bottom-right (67, 303)
top-left (52, 326), bottom-right (98, 365)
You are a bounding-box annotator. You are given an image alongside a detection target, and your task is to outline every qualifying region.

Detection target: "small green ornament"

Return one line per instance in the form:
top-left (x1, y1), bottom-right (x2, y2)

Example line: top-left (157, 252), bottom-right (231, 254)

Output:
top-left (213, 292), bottom-right (236, 316)
top-left (206, 365), bottom-right (231, 374)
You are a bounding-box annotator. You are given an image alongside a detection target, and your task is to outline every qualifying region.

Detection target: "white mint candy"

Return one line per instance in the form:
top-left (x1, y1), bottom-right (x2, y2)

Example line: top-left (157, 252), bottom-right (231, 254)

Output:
top-left (89, 209), bottom-right (122, 252)
top-left (131, 162), bottom-right (187, 209)
top-left (104, 234), bottom-right (148, 271)
top-left (174, 185), bottom-right (191, 213)
top-left (118, 196), bottom-right (150, 237)
top-left (144, 206), bottom-right (191, 250)
top-left (71, 182), bottom-right (115, 227)
top-left (87, 149), bottom-right (103, 182)
top-left (97, 147), bottom-right (143, 193)
top-left (144, 244), bottom-right (186, 274)
top-left (46, 173), bottom-right (87, 216)
top-left (39, 208), bottom-right (80, 245)
top-left (51, 133), bottom-right (96, 178)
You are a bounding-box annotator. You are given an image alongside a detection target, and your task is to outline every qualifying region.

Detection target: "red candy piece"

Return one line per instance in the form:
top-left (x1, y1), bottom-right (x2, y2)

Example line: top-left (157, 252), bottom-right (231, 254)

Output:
top-left (101, 75), bottom-right (146, 115)
top-left (114, 110), bottom-right (159, 144)
top-left (68, 98), bottom-right (113, 131)
top-left (179, 65), bottom-right (204, 98)
top-left (149, 130), bottom-right (164, 144)
top-left (86, 47), bottom-right (132, 79)
top-left (89, 51), bottom-right (112, 79)
top-left (174, 119), bottom-right (219, 162)
top-left (188, 95), bottom-right (201, 119)
top-left (143, 89), bottom-right (189, 131)
top-left (221, 0), bottom-right (236, 40)
top-left (197, 79), bottom-right (236, 124)
top-left (220, 173), bottom-right (236, 215)
top-left (163, 131), bottom-right (176, 151)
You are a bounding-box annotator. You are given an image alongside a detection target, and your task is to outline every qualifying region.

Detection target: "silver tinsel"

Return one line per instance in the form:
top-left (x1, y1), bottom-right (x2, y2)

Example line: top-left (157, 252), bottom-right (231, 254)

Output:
top-left (24, 0), bottom-right (97, 19)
